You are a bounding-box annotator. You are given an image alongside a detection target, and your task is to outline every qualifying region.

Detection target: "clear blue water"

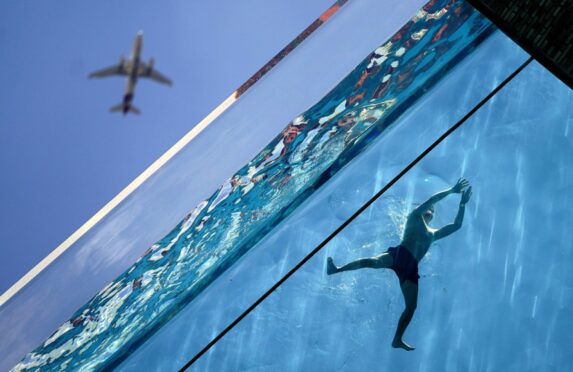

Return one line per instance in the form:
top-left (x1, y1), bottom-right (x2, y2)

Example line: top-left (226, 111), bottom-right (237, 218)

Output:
top-left (13, 1), bottom-right (496, 370)
top-left (118, 31), bottom-right (532, 371)
top-left (165, 49), bottom-right (573, 371)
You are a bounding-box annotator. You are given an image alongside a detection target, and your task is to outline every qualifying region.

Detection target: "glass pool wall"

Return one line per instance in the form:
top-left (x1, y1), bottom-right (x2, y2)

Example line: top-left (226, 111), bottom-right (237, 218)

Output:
top-left (180, 60), bottom-right (573, 370)
top-left (0, 0), bottom-right (429, 370)
top-left (118, 32), bottom-right (538, 371)
top-left (11, 0), bottom-right (495, 370)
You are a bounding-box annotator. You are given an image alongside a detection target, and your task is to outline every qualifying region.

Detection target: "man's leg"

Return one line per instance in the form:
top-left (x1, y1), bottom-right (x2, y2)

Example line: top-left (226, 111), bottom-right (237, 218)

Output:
top-left (392, 280), bottom-right (418, 351)
top-left (326, 253), bottom-right (393, 275)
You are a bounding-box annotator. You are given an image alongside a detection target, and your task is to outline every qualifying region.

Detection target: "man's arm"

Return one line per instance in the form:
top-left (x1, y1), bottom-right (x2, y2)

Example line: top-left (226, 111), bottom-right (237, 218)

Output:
top-left (434, 186), bottom-right (472, 240)
top-left (412, 189), bottom-right (452, 216)
top-left (412, 178), bottom-right (469, 216)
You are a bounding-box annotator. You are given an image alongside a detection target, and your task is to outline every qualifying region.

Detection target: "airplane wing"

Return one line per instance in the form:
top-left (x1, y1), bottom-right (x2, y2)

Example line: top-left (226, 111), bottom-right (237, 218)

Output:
top-left (138, 62), bottom-right (173, 85)
top-left (88, 63), bottom-right (127, 78)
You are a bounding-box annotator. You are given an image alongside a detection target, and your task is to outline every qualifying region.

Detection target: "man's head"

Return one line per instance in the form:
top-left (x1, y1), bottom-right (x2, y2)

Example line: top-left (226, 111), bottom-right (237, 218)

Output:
top-left (422, 206), bottom-right (435, 223)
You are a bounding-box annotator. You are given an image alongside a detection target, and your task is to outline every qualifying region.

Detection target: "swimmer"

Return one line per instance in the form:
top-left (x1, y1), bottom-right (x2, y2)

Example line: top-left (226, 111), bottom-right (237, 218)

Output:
top-left (327, 178), bottom-right (472, 351)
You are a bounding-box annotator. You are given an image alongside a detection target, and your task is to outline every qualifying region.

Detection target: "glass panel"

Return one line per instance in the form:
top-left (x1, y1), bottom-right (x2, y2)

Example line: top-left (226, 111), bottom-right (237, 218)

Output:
top-left (185, 61), bottom-right (573, 371)
top-left (118, 31), bottom-right (529, 370)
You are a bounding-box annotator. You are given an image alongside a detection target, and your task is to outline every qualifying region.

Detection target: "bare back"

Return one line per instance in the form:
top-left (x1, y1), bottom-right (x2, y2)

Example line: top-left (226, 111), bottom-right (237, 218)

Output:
top-left (400, 213), bottom-right (435, 262)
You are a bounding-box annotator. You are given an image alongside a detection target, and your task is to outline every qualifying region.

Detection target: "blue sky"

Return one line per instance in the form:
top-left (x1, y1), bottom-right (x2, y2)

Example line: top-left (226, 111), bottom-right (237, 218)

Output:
top-left (0, 0), bottom-right (335, 293)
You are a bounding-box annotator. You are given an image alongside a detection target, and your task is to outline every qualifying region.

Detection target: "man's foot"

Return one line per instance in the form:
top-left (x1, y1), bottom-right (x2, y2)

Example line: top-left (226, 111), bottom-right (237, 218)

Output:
top-left (392, 338), bottom-right (415, 351)
top-left (326, 257), bottom-right (338, 275)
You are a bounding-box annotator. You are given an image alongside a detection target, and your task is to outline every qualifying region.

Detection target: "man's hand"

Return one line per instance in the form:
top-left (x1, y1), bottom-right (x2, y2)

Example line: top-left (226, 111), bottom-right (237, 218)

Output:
top-left (451, 178), bottom-right (470, 194)
top-left (435, 185), bottom-right (471, 240)
top-left (461, 186), bottom-right (472, 205)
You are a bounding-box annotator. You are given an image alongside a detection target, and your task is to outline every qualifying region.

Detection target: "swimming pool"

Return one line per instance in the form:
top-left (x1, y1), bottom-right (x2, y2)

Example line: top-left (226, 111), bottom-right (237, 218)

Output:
top-left (9, 0), bottom-right (573, 370)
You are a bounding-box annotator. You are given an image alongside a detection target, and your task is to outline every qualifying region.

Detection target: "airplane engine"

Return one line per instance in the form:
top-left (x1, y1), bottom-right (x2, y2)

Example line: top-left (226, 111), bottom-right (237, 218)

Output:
top-left (119, 56), bottom-right (125, 67)
top-left (147, 58), bottom-right (155, 74)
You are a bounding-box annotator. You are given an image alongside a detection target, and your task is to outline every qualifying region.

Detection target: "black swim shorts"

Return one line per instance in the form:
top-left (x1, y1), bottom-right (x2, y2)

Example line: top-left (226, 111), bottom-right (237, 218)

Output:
top-left (387, 245), bottom-right (420, 285)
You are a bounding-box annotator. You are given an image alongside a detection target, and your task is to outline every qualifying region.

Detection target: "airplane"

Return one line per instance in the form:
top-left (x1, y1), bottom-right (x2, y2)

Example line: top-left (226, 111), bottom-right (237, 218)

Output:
top-left (89, 31), bottom-right (172, 115)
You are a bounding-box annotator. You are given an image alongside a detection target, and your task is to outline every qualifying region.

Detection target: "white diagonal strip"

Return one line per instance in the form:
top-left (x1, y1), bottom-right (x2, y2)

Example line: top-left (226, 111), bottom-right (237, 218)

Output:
top-left (0, 93), bottom-right (237, 308)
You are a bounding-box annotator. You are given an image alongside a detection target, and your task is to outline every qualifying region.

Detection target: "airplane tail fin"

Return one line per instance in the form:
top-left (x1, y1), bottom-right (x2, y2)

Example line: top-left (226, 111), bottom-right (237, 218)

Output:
top-left (109, 103), bottom-right (141, 115)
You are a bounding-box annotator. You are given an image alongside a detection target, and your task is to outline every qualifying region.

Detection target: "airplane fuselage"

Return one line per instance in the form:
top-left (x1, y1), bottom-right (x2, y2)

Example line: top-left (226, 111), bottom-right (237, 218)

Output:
top-left (123, 33), bottom-right (143, 114)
